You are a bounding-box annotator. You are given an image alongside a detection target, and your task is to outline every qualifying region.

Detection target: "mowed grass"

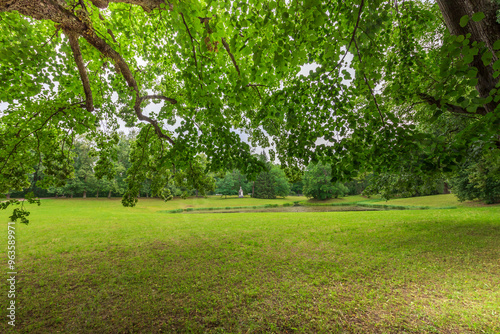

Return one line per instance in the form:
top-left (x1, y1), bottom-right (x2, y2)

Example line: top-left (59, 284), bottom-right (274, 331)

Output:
top-left (1, 196), bottom-right (499, 333)
top-left (377, 194), bottom-right (466, 208)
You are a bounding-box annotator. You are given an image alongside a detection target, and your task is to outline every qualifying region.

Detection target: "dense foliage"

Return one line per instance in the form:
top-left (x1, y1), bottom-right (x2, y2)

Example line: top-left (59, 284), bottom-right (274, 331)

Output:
top-left (1, 0), bottom-right (500, 221)
top-left (303, 162), bottom-right (349, 200)
top-left (215, 169), bottom-right (252, 197)
top-left (449, 150), bottom-right (500, 204)
top-left (253, 165), bottom-right (290, 199)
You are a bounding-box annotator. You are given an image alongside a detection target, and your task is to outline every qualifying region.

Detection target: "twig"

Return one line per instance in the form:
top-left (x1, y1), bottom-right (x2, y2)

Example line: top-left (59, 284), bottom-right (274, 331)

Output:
top-left (328, 0), bottom-right (364, 75)
top-left (40, 27), bottom-right (60, 48)
top-left (180, 12), bottom-right (200, 79)
top-left (353, 38), bottom-right (386, 126)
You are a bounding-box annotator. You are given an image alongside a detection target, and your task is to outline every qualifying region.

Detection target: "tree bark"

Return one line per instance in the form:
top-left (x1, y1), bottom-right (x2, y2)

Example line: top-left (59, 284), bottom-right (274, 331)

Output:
top-left (83, 190), bottom-right (86, 198)
top-left (444, 182), bottom-right (450, 194)
top-left (108, 190), bottom-right (112, 199)
top-left (6, 193), bottom-right (10, 200)
top-left (96, 189), bottom-right (99, 198)
top-left (436, 0), bottom-right (500, 113)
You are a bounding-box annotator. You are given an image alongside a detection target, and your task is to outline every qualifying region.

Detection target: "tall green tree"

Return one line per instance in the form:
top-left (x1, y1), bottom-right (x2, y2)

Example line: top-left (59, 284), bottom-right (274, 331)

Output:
top-left (215, 172), bottom-right (237, 198)
top-left (449, 149), bottom-right (500, 204)
top-left (303, 162), bottom-right (349, 200)
top-left (253, 164), bottom-right (290, 199)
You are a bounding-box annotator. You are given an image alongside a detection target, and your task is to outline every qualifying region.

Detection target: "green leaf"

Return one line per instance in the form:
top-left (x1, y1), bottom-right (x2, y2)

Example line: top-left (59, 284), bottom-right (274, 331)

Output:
top-left (493, 40), bottom-right (500, 50)
top-left (429, 109), bottom-right (443, 123)
top-left (459, 15), bottom-right (469, 27)
top-left (482, 50), bottom-right (493, 66)
top-left (471, 12), bottom-right (485, 22)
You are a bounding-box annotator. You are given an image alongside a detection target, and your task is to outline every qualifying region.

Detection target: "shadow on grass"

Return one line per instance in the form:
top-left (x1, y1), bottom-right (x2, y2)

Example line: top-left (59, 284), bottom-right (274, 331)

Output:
top-left (6, 218), bottom-right (499, 334)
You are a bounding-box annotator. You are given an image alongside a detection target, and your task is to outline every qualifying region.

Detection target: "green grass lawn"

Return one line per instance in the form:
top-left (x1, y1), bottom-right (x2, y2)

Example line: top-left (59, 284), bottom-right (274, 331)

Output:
top-left (1, 195), bottom-right (499, 333)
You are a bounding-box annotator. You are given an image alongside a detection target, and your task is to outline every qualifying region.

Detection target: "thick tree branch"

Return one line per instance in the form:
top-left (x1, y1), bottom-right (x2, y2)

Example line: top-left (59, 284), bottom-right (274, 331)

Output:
top-left (418, 93), bottom-right (486, 116)
top-left (221, 37), bottom-right (240, 76)
top-left (0, 0), bottom-right (166, 14)
top-left (2, 0), bottom-right (178, 144)
top-left (73, 23), bottom-right (177, 144)
top-left (88, 0), bottom-right (165, 12)
top-left (65, 29), bottom-right (94, 112)
top-left (134, 95), bottom-right (177, 145)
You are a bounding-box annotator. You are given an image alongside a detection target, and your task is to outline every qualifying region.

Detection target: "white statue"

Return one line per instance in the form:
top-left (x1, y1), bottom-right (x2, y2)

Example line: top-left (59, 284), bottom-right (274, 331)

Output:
top-left (238, 186), bottom-right (244, 198)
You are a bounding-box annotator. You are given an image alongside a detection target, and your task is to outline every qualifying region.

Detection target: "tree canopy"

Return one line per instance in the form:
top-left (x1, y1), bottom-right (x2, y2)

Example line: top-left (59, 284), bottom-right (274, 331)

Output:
top-left (1, 0), bottom-right (500, 216)
top-left (303, 162), bottom-right (348, 200)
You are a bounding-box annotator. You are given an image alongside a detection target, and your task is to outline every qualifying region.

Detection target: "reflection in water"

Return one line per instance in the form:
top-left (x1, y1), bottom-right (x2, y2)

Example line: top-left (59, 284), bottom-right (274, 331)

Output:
top-left (182, 206), bottom-right (396, 214)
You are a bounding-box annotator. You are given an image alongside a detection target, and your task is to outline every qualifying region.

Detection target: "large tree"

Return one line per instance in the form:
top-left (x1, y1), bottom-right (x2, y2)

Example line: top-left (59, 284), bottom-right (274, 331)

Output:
top-left (1, 0), bottom-right (500, 218)
top-left (303, 162), bottom-right (348, 200)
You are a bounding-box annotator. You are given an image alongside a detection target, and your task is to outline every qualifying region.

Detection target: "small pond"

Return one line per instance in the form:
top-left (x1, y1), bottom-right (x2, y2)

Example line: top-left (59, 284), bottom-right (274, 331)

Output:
top-left (182, 205), bottom-right (405, 214)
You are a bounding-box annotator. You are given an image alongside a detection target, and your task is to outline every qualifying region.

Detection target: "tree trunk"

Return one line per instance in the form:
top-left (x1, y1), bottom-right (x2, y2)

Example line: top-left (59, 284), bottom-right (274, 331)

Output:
top-left (252, 181), bottom-right (255, 197)
top-left (6, 193), bottom-right (10, 200)
top-left (96, 190), bottom-right (99, 198)
top-left (70, 194), bottom-right (73, 198)
top-left (83, 190), bottom-right (87, 199)
top-left (444, 182), bottom-right (450, 194)
top-left (108, 190), bottom-right (112, 199)
top-left (437, 0), bottom-right (500, 113)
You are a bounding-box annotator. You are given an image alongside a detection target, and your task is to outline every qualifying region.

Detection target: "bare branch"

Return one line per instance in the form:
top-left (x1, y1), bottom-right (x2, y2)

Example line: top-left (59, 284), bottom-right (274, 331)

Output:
top-left (65, 29), bottom-right (94, 112)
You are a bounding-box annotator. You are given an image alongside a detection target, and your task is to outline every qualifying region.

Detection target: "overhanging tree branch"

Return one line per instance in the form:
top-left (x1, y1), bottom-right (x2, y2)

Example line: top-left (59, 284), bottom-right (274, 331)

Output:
top-left (328, 0), bottom-right (364, 75)
top-left (353, 38), bottom-right (385, 126)
top-left (73, 19), bottom-right (177, 144)
top-left (141, 95), bottom-right (177, 104)
top-left (221, 37), bottom-right (240, 76)
top-left (418, 93), bottom-right (486, 116)
top-left (65, 29), bottom-right (94, 112)
top-left (180, 12), bottom-right (200, 79)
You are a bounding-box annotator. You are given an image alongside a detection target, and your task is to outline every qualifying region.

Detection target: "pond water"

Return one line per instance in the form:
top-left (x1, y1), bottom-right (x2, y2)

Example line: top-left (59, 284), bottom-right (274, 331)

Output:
top-left (182, 205), bottom-right (397, 214)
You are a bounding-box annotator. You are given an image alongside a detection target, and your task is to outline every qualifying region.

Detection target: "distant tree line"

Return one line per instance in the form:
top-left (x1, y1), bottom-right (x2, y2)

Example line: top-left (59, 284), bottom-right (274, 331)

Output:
top-left (5, 137), bottom-right (497, 204)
